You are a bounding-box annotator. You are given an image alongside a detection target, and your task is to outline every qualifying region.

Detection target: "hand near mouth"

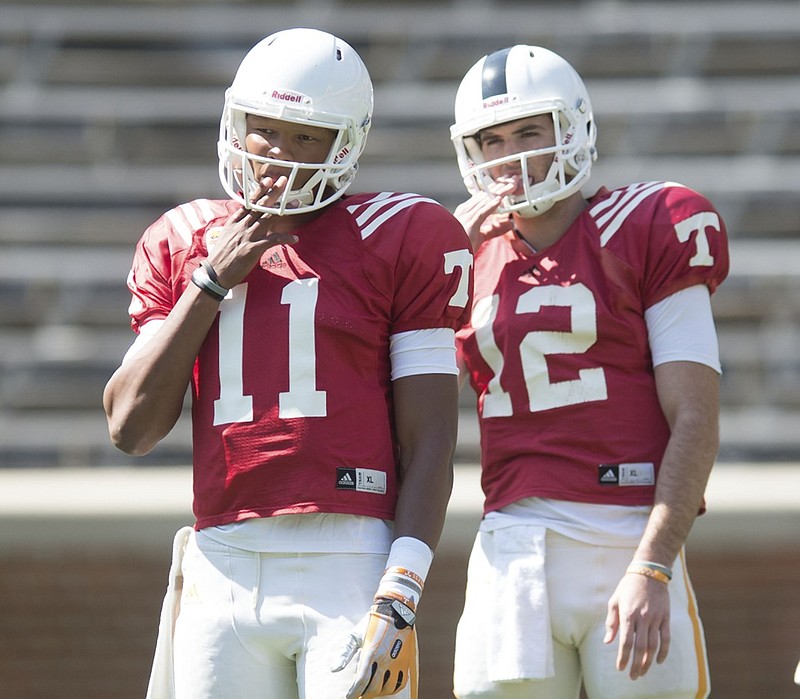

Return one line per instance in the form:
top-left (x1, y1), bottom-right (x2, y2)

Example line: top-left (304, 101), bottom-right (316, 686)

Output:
top-left (454, 178), bottom-right (516, 251)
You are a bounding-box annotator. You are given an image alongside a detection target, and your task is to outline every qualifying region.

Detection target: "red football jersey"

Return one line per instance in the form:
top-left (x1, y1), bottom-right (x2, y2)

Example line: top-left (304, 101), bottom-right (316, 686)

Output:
top-left (127, 192), bottom-right (474, 528)
top-left (457, 182), bottom-right (729, 514)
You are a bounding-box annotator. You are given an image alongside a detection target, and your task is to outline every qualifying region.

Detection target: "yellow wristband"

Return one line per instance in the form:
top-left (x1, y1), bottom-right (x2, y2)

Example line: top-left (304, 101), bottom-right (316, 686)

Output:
top-left (626, 564), bottom-right (671, 585)
top-left (632, 559), bottom-right (673, 580)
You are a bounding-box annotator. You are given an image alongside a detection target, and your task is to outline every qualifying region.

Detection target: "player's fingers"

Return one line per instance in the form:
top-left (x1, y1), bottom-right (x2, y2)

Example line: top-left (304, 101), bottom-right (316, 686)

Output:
top-left (465, 191), bottom-right (501, 216)
top-left (264, 231), bottom-right (299, 248)
top-left (455, 193), bottom-right (507, 249)
top-left (454, 195), bottom-right (488, 222)
top-left (252, 175), bottom-right (288, 208)
top-left (225, 203), bottom-right (268, 237)
top-left (330, 632), bottom-right (362, 673)
top-left (656, 619), bottom-right (671, 664)
top-left (246, 177), bottom-right (288, 236)
top-left (488, 178), bottom-right (516, 197)
top-left (227, 205), bottom-right (256, 226)
top-left (603, 603), bottom-right (619, 645)
top-left (615, 619), bottom-right (634, 672)
top-left (633, 625), bottom-right (660, 678)
top-left (346, 663), bottom-right (377, 699)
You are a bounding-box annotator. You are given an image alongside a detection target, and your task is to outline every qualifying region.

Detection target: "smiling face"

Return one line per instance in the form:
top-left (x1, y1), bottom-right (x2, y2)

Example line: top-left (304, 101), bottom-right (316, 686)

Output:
top-left (476, 114), bottom-right (557, 195)
top-left (244, 114), bottom-right (338, 190)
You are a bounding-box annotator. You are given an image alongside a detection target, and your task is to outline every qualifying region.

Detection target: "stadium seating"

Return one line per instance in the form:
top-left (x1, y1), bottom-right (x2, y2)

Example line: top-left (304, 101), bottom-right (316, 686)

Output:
top-left (0, 0), bottom-right (799, 466)
top-left (2, 5), bottom-right (800, 699)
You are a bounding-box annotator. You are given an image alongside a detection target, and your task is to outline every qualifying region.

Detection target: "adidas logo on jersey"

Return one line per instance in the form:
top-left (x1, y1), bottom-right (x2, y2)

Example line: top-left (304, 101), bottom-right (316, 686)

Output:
top-left (598, 463), bottom-right (655, 486)
top-left (260, 250), bottom-right (286, 269)
top-left (598, 465), bottom-right (619, 484)
top-left (337, 468), bottom-right (357, 490)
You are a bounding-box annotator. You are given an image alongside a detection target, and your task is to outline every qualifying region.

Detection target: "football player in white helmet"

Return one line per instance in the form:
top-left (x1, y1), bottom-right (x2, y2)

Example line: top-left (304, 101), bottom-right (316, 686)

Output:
top-left (450, 46), bottom-right (729, 699)
top-left (451, 44), bottom-right (596, 220)
top-left (104, 27), bottom-right (475, 699)
top-left (217, 28), bottom-right (372, 216)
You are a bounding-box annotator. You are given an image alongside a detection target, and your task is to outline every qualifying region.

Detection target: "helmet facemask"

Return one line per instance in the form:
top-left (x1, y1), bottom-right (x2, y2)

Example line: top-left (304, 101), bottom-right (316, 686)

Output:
top-left (218, 101), bottom-right (365, 215)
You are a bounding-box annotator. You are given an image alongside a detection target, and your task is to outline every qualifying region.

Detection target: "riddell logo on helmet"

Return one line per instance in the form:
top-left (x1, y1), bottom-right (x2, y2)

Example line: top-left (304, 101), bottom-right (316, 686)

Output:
top-left (482, 95), bottom-right (510, 109)
top-left (333, 146), bottom-right (350, 164)
top-left (271, 90), bottom-right (307, 104)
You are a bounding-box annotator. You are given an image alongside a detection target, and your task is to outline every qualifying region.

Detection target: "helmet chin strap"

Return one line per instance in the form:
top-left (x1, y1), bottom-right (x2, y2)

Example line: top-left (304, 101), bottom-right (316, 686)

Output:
top-left (515, 199), bottom-right (556, 218)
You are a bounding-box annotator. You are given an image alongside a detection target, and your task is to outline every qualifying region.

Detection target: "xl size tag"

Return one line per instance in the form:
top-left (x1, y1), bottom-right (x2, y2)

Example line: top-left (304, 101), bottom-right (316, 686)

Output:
top-left (336, 467), bottom-right (387, 494)
top-left (598, 463), bottom-right (655, 486)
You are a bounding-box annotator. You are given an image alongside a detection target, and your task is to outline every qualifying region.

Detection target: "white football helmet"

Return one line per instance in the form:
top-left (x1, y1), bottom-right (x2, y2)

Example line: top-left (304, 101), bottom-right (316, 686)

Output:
top-left (218, 28), bottom-right (373, 215)
top-left (451, 45), bottom-right (597, 217)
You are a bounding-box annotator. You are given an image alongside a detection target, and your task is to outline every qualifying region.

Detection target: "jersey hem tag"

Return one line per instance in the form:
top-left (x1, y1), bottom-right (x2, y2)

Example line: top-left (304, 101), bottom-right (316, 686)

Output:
top-left (336, 467), bottom-right (387, 495)
top-left (598, 463), bottom-right (655, 486)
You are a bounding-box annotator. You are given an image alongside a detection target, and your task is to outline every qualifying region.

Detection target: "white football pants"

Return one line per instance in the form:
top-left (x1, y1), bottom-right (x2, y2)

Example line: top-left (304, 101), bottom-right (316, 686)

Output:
top-left (165, 529), bottom-right (411, 699)
top-left (453, 529), bottom-right (709, 699)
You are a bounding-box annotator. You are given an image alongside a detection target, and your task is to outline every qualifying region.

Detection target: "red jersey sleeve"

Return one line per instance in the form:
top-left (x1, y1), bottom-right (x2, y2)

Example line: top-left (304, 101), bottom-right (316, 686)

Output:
top-left (127, 215), bottom-right (183, 332)
top-left (599, 182), bottom-right (729, 308)
top-left (391, 200), bottom-right (474, 334)
top-left (127, 199), bottom-right (237, 332)
top-left (349, 193), bottom-right (474, 335)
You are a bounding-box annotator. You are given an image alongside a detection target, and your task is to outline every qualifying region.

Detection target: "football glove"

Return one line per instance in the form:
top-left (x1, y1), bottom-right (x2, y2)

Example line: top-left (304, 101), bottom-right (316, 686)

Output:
top-left (331, 597), bottom-right (418, 699)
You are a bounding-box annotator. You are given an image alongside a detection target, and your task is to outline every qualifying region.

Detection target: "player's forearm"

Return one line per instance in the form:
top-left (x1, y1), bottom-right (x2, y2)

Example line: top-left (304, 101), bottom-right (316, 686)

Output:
top-left (391, 374), bottom-right (458, 550)
top-left (635, 363), bottom-right (720, 566)
top-left (104, 285), bottom-right (221, 455)
top-left (104, 361), bottom-right (188, 455)
top-left (635, 452), bottom-right (715, 568)
top-left (393, 450), bottom-right (454, 551)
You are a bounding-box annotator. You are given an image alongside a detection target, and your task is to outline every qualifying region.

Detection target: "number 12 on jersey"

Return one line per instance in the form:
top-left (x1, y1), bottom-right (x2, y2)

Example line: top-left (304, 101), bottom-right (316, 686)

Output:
top-left (472, 283), bottom-right (608, 418)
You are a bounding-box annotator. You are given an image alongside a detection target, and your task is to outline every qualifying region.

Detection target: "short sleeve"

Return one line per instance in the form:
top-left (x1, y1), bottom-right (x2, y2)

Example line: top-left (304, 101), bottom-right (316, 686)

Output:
top-left (390, 202), bottom-right (474, 334)
top-left (641, 184), bottom-right (729, 309)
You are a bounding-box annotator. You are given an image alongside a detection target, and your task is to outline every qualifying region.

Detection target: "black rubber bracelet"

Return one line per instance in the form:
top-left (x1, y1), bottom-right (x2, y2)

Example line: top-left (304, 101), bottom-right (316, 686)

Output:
top-left (191, 268), bottom-right (226, 302)
top-left (200, 259), bottom-right (221, 285)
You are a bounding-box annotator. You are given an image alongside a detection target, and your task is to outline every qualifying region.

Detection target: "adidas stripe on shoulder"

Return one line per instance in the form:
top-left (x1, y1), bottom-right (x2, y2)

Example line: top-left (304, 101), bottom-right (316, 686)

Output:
top-left (347, 192), bottom-right (438, 240)
top-left (590, 182), bottom-right (683, 247)
top-left (164, 199), bottom-right (220, 244)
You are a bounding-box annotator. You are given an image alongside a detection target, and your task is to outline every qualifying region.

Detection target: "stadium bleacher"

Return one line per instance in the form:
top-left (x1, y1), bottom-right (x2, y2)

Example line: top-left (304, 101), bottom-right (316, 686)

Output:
top-left (1, 3), bottom-right (800, 699)
top-left (1, 0), bottom-right (799, 467)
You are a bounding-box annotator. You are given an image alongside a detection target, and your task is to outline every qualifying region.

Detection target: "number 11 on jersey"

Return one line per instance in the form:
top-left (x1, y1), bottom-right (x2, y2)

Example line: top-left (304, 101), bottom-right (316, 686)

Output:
top-left (213, 278), bottom-right (327, 426)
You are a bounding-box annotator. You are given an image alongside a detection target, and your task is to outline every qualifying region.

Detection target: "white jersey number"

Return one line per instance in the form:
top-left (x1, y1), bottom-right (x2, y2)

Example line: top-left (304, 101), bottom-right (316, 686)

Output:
top-left (211, 247), bottom-right (468, 425)
top-left (213, 279), bottom-right (326, 425)
top-left (472, 283), bottom-right (607, 417)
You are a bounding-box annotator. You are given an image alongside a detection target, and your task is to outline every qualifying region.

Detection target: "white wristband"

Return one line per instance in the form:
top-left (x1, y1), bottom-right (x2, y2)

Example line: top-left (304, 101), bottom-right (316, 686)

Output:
top-left (375, 536), bottom-right (433, 609)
